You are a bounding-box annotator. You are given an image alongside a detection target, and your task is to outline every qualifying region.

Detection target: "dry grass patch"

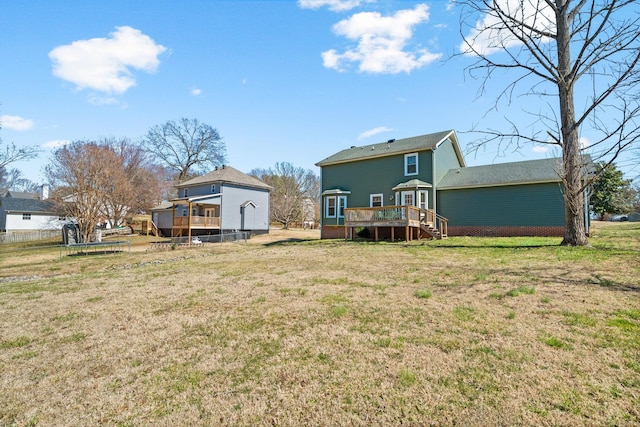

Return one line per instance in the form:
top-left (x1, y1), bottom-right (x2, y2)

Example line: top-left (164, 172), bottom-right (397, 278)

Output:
top-left (0, 223), bottom-right (639, 425)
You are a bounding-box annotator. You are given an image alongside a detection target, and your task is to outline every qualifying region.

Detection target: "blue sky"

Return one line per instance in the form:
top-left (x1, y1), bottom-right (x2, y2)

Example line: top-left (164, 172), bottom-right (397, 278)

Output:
top-left (1, 0), bottom-right (637, 184)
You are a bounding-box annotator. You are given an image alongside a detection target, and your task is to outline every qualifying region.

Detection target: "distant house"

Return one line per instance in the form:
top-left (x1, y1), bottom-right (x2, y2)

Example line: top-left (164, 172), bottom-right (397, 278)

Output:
top-left (151, 165), bottom-right (272, 238)
top-left (315, 130), bottom-right (590, 240)
top-left (0, 186), bottom-right (64, 233)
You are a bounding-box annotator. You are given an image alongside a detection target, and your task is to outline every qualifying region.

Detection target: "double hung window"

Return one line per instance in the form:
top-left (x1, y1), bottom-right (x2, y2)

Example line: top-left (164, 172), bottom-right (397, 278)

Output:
top-left (370, 194), bottom-right (383, 207)
top-left (405, 153), bottom-right (418, 176)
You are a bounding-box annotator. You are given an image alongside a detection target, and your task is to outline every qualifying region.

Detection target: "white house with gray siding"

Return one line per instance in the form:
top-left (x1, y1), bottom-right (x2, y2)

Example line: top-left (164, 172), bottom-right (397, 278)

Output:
top-left (151, 166), bottom-right (271, 238)
top-left (0, 187), bottom-right (64, 233)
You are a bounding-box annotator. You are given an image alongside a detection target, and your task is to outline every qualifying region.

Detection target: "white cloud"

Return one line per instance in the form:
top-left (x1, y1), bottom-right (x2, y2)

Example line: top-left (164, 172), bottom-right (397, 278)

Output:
top-left (460, 0), bottom-right (555, 56)
top-left (42, 140), bottom-right (70, 149)
top-left (88, 94), bottom-right (119, 106)
top-left (49, 26), bottom-right (167, 94)
top-left (0, 115), bottom-right (34, 131)
top-left (298, 0), bottom-right (373, 12)
top-left (358, 126), bottom-right (393, 140)
top-left (322, 4), bottom-right (441, 74)
top-left (532, 145), bottom-right (549, 153)
top-left (446, 0), bottom-right (456, 12)
top-left (191, 88), bottom-right (202, 96)
top-left (580, 137), bottom-right (592, 148)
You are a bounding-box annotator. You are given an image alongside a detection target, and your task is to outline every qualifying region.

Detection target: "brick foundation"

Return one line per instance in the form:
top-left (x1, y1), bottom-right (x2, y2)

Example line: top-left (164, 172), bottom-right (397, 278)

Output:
top-left (321, 225), bottom-right (565, 239)
top-left (321, 226), bottom-right (347, 239)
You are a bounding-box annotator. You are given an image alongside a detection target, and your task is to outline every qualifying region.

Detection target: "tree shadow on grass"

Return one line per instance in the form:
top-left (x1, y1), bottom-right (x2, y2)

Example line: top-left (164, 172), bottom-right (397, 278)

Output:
top-left (262, 238), bottom-right (318, 247)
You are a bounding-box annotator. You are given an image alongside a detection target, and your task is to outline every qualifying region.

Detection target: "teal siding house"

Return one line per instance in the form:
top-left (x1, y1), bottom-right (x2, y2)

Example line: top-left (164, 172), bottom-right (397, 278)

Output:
top-left (316, 130), bottom-right (588, 240)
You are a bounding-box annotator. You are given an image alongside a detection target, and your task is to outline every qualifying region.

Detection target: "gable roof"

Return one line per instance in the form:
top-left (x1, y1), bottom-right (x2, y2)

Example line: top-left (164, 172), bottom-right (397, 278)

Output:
top-left (176, 166), bottom-right (272, 191)
top-left (315, 130), bottom-right (464, 167)
top-left (0, 197), bottom-right (57, 214)
top-left (438, 157), bottom-right (564, 190)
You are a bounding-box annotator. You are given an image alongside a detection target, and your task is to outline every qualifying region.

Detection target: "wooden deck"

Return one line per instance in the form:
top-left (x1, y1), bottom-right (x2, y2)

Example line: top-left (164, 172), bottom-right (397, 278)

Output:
top-left (173, 215), bottom-right (221, 229)
top-left (344, 206), bottom-right (447, 241)
top-left (171, 216), bottom-right (221, 239)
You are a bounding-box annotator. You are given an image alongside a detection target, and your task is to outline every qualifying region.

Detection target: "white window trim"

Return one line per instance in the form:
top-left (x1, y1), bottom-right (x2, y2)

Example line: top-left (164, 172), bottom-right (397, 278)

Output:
top-left (325, 196), bottom-right (336, 218)
top-left (184, 188), bottom-right (189, 197)
top-left (404, 152), bottom-right (419, 176)
top-left (338, 195), bottom-right (347, 218)
top-left (370, 193), bottom-right (383, 207)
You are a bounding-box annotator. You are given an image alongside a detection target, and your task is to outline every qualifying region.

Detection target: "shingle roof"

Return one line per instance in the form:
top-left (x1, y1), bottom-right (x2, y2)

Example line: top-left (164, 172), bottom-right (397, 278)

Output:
top-left (4, 191), bottom-right (38, 199)
top-left (316, 130), bottom-right (462, 167)
top-left (176, 166), bottom-right (272, 190)
top-left (0, 197), bottom-right (57, 214)
top-left (438, 157), bottom-right (564, 189)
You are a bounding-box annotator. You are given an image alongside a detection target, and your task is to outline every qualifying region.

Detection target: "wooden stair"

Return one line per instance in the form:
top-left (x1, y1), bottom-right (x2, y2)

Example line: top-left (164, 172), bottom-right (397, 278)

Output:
top-left (418, 208), bottom-right (448, 240)
top-left (420, 224), bottom-right (442, 240)
top-left (150, 220), bottom-right (162, 237)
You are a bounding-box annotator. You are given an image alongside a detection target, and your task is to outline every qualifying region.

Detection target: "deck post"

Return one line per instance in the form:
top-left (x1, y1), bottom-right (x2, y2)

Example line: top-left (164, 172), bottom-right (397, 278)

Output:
top-left (405, 225), bottom-right (409, 242)
top-left (391, 227), bottom-right (394, 241)
top-left (374, 227), bottom-right (378, 242)
top-left (188, 201), bottom-right (193, 245)
top-left (171, 203), bottom-right (176, 239)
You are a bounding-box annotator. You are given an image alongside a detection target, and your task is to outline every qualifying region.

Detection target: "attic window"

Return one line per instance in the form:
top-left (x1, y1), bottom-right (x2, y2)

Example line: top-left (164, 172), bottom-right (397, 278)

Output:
top-left (405, 153), bottom-right (418, 176)
top-left (211, 184), bottom-right (217, 193)
top-left (184, 188), bottom-right (189, 198)
top-left (22, 213), bottom-right (31, 220)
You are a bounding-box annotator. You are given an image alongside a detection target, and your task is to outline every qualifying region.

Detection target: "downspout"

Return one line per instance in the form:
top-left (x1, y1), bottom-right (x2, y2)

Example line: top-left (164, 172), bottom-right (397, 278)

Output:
top-left (319, 168), bottom-right (324, 235)
top-left (432, 146), bottom-right (437, 224)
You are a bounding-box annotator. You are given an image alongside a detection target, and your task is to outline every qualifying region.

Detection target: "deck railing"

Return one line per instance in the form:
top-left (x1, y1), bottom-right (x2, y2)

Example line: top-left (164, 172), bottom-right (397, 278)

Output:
top-left (344, 206), bottom-right (448, 238)
top-left (173, 215), bottom-right (221, 228)
top-left (345, 206), bottom-right (421, 225)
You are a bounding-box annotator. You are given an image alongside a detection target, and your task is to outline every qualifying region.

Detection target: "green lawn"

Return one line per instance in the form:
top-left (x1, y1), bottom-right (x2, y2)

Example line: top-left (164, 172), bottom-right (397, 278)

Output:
top-left (1, 222), bottom-right (639, 426)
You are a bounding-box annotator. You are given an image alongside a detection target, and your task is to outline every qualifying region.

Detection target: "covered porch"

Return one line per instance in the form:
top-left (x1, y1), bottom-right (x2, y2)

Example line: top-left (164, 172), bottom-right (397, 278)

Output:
top-left (171, 194), bottom-right (221, 240)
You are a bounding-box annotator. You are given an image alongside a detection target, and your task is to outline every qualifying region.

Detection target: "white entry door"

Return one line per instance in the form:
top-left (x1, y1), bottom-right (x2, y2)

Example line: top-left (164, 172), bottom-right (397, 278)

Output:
top-left (418, 190), bottom-right (428, 210)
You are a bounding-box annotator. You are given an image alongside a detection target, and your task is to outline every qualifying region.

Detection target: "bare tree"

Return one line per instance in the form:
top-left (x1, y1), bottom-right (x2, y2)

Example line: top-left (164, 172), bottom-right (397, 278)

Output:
top-left (459, 0), bottom-right (640, 245)
top-left (141, 118), bottom-right (227, 182)
top-left (0, 167), bottom-right (38, 195)
top-left (251, 162), bottom-right (320, 229)
top-left (102, 138), bottom-right (162, 221)
top-left (45, 140), bottom-right (163, 241)
top-left (46, 142), bottom-right (125, 241)
top-left (1, 115), bottom-right (40, 189)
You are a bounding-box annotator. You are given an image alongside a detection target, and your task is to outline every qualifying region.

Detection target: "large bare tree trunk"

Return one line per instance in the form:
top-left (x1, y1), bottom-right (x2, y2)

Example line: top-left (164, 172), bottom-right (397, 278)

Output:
top-left (556, 0), bottom-right (588, 246)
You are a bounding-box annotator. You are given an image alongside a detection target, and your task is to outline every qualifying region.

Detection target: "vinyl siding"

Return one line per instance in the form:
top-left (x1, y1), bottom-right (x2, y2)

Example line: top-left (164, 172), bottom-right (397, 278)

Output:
top-left (4, 213), bottom-right (63, 232)
top-left (434, 139), bottom-right (463, 184)
top-left (220, 184), bottom-right (270, 231)
top-left (438, 182), bottom-right (565, 227)
top-left (321, 151), bottom-right (434, 210)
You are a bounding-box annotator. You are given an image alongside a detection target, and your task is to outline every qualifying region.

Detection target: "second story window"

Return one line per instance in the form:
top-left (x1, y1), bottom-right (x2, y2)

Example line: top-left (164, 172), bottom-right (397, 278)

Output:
top-left (183, 188), bottom-right (189, 198)
top-left (370, 194), bottom-right (383, 207)
top-left (23, 213), bottom-right (31, 220)
top-left (405, 153), bottom-right (418, 176)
